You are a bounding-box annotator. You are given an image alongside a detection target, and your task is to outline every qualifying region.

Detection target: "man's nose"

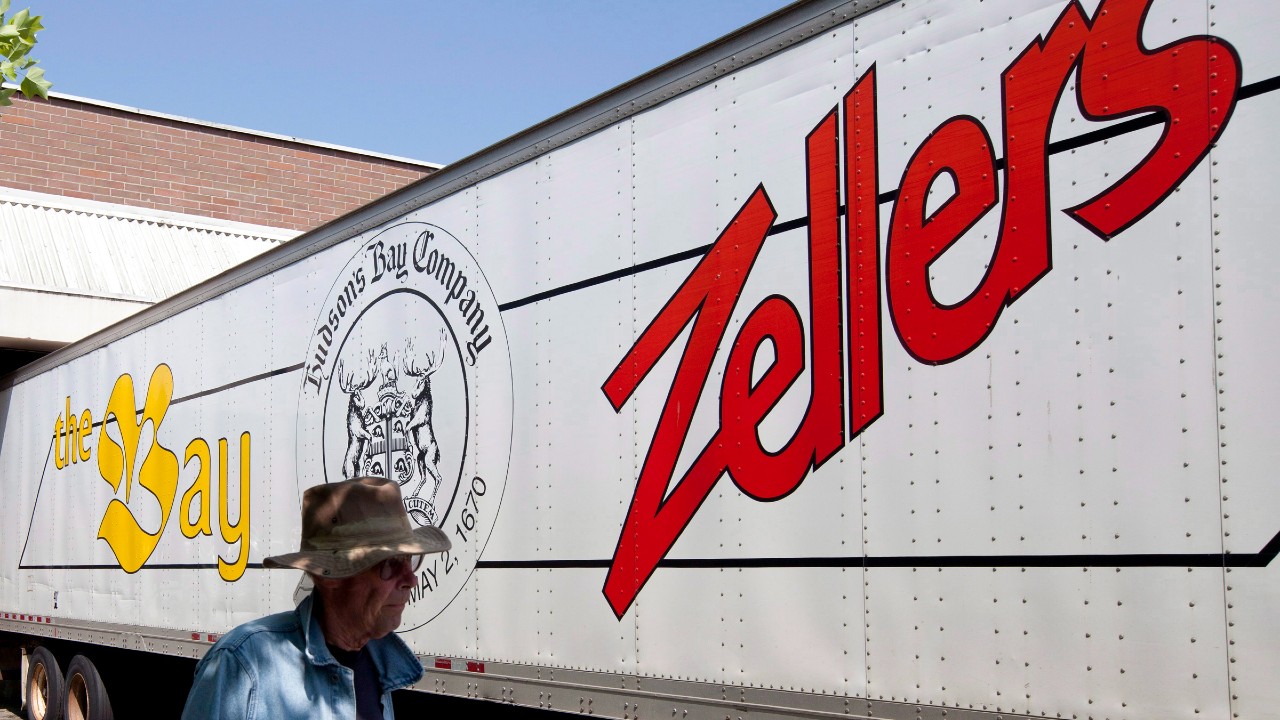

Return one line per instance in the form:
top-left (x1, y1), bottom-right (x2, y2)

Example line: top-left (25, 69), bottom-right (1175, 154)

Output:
top-left (396, 560), bottom-right (417, 587)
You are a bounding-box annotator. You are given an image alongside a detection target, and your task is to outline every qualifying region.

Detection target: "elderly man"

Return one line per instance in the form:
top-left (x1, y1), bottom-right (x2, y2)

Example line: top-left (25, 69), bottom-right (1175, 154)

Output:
top-left (181, 476), bottom-right (449, 720)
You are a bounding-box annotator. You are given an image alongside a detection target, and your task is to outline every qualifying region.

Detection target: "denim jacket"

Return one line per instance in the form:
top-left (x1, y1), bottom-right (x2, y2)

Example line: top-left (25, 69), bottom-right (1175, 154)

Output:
top-left (180, 593), bottom-right (423, 720)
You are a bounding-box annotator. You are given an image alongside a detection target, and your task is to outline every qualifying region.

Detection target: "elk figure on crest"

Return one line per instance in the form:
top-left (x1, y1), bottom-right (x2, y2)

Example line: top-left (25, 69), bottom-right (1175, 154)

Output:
top-left (401, 329), bottom-right (449, 525)
top-left (336, 348), bottom-right (378, 479)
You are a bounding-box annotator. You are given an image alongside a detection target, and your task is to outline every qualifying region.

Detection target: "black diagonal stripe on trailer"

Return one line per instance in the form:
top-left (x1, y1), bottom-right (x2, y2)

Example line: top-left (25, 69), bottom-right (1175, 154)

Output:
top-left (475, 529), bottom-right (1280, 570)
top-left (170, 363), bottom-right (305, 405)
top-left (18, 563), bottom-right (268, 571)
top-left (1240, 73), bottom-right (1280, 99)
top-left (497, 74), bottom-right (1280, 313)
top-left (51, 363), bottom-right (307, 440)
top-left (17, 436), bottom-right (56, 571)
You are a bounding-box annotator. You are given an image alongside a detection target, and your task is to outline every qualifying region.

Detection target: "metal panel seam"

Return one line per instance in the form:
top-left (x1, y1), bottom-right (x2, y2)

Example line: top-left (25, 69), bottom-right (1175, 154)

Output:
top-left (1205, 0), bottom-right (1234, 713)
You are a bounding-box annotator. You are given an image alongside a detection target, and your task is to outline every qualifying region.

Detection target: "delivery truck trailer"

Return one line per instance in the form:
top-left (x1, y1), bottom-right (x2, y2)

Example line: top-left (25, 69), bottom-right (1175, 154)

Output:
top-left (3, 0), bottom-right (1278, 718)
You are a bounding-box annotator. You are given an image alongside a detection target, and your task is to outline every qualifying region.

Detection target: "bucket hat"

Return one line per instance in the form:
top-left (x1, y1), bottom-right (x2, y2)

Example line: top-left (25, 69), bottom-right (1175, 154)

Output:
top-left (264, 476), bottom-right (451, 578)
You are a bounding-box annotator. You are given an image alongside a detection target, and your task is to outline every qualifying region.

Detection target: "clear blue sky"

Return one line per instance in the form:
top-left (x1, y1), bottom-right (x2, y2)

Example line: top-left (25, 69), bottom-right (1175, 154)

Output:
top-left (36, 2), bottom-right (792, 165)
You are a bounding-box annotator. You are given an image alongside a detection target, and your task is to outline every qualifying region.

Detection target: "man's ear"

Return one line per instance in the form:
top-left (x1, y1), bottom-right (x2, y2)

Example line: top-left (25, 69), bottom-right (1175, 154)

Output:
top-left (311, 574), bottom-right (341, 590)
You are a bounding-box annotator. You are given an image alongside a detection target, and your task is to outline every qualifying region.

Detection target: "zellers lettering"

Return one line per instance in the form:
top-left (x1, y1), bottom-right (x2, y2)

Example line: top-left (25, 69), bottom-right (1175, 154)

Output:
top-left (601, 0), bottom-right (1241, 617)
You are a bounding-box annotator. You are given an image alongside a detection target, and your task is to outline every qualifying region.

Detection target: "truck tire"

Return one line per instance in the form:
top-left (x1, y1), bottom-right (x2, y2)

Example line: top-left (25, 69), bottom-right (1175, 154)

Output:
top-left (24, 646), bottom-right (63, 720)
top-left (65, 655), bottom-right (114, 720)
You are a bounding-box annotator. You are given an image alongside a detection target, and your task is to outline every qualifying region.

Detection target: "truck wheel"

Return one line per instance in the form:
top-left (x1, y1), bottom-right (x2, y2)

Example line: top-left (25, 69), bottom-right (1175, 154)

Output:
top-left (65, 655), bottom-right (114, 720)
top-left (24, 646), bottom-right (63, 720)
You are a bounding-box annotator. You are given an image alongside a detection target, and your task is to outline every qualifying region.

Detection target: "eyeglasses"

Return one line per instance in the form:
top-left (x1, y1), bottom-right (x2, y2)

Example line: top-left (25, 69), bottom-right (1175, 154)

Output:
top-left (376, 554), bottom-right (424, 581)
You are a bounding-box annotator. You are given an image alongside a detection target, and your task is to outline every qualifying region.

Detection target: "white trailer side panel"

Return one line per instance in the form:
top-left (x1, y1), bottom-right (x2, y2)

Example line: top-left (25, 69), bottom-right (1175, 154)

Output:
top-left (2, 1), bottom-right (1277, 718)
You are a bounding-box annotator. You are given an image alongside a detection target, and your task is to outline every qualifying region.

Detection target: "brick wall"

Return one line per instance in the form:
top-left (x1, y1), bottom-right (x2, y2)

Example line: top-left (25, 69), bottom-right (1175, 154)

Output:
top-left (0, 94), bottom-right (434, 231)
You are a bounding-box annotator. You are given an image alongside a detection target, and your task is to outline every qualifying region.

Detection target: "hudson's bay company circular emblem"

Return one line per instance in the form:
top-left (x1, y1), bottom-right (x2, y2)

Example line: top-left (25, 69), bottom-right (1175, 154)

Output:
top-left (296, 221), bottom-right (512, 629)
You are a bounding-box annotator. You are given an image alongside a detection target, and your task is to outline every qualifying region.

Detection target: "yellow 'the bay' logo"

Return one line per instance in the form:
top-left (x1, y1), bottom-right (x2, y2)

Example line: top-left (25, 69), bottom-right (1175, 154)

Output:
top-left (53, 363), bottom-right (252, 581)
top-left (96, 365), bottom-right (180, 574)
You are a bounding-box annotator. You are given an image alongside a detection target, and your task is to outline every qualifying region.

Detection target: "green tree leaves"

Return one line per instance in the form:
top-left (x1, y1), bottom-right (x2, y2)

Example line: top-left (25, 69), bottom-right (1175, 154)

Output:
top-left (0, 1), bottom-right (51, 109)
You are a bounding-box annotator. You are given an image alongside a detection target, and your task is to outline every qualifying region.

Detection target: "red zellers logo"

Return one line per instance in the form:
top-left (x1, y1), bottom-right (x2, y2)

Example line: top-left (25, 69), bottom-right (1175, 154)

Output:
top-left (600, 0), bottom-right (1241, 617)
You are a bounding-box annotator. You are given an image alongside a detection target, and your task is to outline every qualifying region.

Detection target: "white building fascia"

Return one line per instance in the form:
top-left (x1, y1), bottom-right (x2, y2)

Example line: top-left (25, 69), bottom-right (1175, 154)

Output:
top-left (0, 187), bottom-right (300, 348)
